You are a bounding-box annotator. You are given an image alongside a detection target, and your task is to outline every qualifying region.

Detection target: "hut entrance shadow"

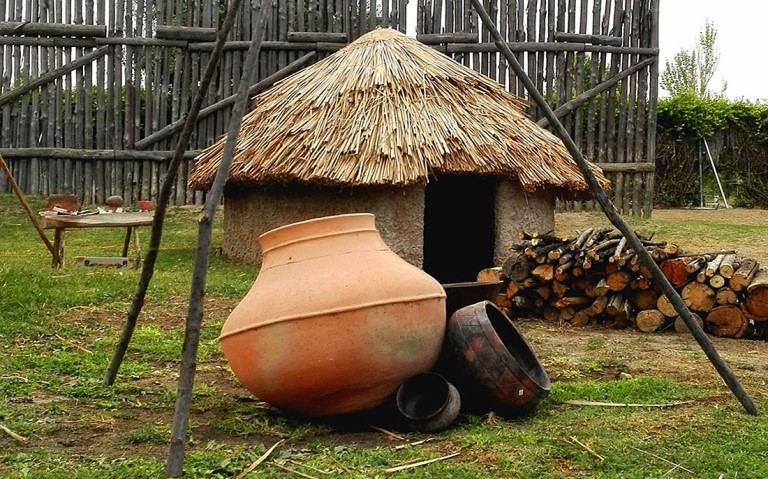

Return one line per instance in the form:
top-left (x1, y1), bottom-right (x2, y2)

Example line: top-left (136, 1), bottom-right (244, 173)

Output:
top-left (423, 175), bottom-right (495, 283)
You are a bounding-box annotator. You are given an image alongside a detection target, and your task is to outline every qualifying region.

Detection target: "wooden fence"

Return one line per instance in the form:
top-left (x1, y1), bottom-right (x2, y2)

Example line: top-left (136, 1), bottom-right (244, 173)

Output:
top-left (0, 0), bottom-right (658, 214)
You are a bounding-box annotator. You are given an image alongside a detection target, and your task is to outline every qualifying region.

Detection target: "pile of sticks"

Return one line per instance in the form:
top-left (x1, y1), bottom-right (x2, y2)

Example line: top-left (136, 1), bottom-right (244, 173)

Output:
top-left (493, 228), bottom-right (768, 339)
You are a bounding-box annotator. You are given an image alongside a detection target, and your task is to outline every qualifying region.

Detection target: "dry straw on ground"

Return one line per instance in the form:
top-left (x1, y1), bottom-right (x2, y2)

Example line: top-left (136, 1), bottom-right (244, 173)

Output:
top-left (190, 28), bottom-right (609, 198)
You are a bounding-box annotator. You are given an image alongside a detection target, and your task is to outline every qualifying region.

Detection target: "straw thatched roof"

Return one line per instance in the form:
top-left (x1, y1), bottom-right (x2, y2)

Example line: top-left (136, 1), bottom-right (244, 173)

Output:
top-left (189, 28), bottom-right (610, 197)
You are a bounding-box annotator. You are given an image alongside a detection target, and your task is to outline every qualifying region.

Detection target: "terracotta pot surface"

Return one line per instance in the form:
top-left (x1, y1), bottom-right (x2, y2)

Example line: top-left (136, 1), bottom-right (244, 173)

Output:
top-left (446, 301), bottom-right (550, 415)
top-left (220, 213), bottom-right (446, 417)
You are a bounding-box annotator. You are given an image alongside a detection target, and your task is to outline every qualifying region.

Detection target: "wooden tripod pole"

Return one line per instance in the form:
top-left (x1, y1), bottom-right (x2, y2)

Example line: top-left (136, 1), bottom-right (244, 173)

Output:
top-left (166, 0), bottom-right (272, 475)
top-left (0, 152), bottom-right (59, 264)
top-left (468, 0), bottom-right (758, 415)
top-left (103, 0), bottom-right (246, 387)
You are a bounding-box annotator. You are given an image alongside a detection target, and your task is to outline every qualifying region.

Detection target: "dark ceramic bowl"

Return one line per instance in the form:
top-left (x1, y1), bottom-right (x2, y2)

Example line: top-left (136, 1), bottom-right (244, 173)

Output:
top-left (446, 301), bottom-right (550, 415)
top-left (441, 281), bottom-right (504, 318)
top-left (396, 372), bottom-right (461, 433)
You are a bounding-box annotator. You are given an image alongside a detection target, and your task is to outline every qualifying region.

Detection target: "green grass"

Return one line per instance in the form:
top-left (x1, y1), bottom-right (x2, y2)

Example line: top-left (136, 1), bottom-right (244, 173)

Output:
top-left (1, 193), bottom-right (768, 478)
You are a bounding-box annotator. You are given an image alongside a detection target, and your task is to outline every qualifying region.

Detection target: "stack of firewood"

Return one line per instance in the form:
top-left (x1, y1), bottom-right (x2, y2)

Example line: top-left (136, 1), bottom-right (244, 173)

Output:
top-left (490, 228), bottom-right (768, 340)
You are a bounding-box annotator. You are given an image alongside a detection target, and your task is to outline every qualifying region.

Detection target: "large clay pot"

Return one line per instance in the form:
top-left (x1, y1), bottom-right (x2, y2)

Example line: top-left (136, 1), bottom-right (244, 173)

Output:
top-left (220, 213), bottom-right (446, 417)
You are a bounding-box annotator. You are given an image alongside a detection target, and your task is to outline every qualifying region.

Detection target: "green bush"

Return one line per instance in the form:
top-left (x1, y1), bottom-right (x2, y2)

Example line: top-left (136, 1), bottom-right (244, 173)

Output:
top-left (655, 94), bottom-right (768, 207)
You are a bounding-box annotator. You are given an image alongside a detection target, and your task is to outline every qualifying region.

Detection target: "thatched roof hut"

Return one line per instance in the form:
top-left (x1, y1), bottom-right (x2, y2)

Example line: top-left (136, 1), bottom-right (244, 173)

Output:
top-left (190, 28), bottom-right (609, 282)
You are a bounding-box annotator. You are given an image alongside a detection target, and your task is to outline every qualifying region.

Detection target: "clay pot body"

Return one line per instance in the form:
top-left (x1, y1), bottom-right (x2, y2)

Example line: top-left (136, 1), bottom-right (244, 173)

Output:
top-left (446, 301), bottom-right (550, 415)
top-left (220, 213), bottom-right (446, 417)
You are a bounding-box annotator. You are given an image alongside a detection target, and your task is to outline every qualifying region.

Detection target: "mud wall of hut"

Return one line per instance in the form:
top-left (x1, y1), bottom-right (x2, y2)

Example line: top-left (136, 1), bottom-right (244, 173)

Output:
top-left (0, 0), bottom-right (658, 215)
top-left (222, 184), bottom-right (426, 267)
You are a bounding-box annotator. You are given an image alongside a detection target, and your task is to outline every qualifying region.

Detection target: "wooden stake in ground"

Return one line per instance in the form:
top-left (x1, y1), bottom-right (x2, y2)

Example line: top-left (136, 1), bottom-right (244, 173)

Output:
top-left (166, 3), bottom-right (272, 475)
top-left (469, 0), bottom-right (758, 416)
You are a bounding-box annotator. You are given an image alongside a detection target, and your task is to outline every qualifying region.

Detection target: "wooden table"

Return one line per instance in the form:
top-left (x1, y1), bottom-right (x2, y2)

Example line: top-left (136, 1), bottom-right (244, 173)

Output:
top-left (40, 212), bottom-right (154, 268)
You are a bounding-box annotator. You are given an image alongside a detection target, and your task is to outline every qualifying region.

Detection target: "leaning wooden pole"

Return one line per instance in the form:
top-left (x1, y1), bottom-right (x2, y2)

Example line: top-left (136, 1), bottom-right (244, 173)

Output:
top-left (103, 0), bottom-right (246, 387)
top-left (166, 1), bottom-right (272, 475)
top-left (468, 0), bottom-right (758, 415)
top-left (0, 152), bottom-right (59, 263)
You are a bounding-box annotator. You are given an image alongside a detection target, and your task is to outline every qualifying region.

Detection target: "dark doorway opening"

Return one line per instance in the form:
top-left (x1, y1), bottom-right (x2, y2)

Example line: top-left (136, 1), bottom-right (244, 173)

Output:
top-left (423, 175), bottom-right (496, 284)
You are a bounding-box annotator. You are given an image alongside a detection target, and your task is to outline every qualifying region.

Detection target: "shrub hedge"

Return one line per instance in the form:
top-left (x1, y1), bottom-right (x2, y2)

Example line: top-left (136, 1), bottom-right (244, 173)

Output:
top-left (655, 93), bottom-right (768, 207)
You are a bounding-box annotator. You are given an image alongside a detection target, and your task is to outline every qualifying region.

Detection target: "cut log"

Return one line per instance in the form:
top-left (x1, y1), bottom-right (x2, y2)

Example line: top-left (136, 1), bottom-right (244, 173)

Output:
top-left (587, 295), bottom-right (610, 316)
top-left (606, 294), bottom-right (629, 316)
top-left (477, 267), bottom-right (503, 283)
top-left (505, 281), bottom-right (521, 298)
top-left (535, 285), bottom-right (552, 300)
top-left (573, 228), bottom-right (595, 250)
top-left (555, 296), bottom-right (590, 309)
top-left (604, 262), bottom-right (620, 276)
top-left (532, 263), bottom-right (555, 282)
top-left (606, 271), bottom-right (632, 291)
top-left (636, 309), bottom-right (666, 333)
top-left (609, 237), bottom-right (627, 263)
top-left (685, 256), bottom-right (709, 274)
top-left (521, 277), bottom-right (538, 289)
top-left (718, 254), bottom-right (739, 278)
top-left (634, 289), bottom-right (659, 311)
top-left (606, 294), bottom-right (630, 329)
top-left (663, 243), bottom-right (680, 256)
top-left (706, 305), bottom-right (749, 338)
top-left (552, 280), bottom-right (569, 297)
top-left (501, 251), bottom-right (534, 282)
top-left (744, 268), bottom-right (768, 320)
top-left (705, 254), bottom-right (726, 277)
top-left (696, 270), bottom-right (707, 283)
top-left (709, 274), bottom-right (726, 289)
top-left (681, 282), bottom-right (716, 312)
top-left (674, 312), bottom-right (704, 335)
top-left (730, 259), bottom-right (759, 292)
top-left (630, 276), bottom-right (652, 290)
top-left (495, 293), bottom-right (513, 308)
top-left (558, 307), bottom-right (576, 322)
top-left (660, 257), bottom-right (690, 288)
top-left (594, 278), bottom-right (610, 297)
top-left (656, 294), bottom-right (678, 318)
top-left (715, 287), bottom-right (739, 306)
top-left (570, 309), bottom-right (592, 327)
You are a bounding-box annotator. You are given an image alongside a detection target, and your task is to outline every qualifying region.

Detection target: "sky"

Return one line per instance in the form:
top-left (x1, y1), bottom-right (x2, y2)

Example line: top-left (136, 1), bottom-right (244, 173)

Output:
top-left (659, 1), bottom-right (768, 101)
top-left (404, 0), bottom-right (767, 102)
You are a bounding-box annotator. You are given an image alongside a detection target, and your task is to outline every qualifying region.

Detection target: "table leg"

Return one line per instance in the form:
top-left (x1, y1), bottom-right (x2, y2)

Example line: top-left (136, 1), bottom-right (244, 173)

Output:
top-left (132, 226), bottom-right (142, 267)
top-left (52, 228), bottom-right (65, 268)
top-left (122, 228), bottom-right (132, 257)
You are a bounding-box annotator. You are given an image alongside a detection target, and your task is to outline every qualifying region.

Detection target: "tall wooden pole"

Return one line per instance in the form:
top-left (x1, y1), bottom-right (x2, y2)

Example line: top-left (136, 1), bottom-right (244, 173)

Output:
top-left (0, 152), bottom-right (59, 264)
top-left (103, 0), bottom-right (247, 387)
top-left (468, 0), bottom-right (758, 415)
top-left (165, 0), bottom-right (272, 475)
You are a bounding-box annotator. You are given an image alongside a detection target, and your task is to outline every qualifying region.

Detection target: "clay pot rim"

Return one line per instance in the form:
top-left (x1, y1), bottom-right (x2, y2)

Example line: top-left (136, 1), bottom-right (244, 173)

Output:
top-left (219, 293), bottom-right (446, 340)
top-left (259, 213), bottom-right (378, 254)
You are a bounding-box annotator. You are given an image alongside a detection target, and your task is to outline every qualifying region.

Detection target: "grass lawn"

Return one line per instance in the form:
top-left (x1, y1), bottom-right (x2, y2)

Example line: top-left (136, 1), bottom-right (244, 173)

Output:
top-left (1, 192), bottom-right (767, 478)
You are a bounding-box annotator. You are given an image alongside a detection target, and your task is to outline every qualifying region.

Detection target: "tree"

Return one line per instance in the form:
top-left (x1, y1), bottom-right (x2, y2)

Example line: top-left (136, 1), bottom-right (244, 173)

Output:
top-left (661, 21), bottom-right (727, 98)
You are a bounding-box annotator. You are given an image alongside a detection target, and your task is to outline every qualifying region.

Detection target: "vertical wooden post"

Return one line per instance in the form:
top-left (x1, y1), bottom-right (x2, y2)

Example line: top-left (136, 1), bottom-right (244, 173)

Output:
top-left (166, 0), bottom-right (272, 474)
top-left (643, 0), bottom-right (659, 217)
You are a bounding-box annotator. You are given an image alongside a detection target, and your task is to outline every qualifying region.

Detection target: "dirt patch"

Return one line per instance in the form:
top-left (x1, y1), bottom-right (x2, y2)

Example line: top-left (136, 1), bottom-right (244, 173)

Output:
top-left (555, 208), bottom-right (768, 261)
top-left (518, 319), bottom-right (768, 396)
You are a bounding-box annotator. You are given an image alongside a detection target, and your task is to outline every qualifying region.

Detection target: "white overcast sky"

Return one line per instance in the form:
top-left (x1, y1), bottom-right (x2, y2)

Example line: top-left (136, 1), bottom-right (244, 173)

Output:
top-left (405, 1), bottom-right (766, 102)
top-left (659, 1), bottom-right (768, 101)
